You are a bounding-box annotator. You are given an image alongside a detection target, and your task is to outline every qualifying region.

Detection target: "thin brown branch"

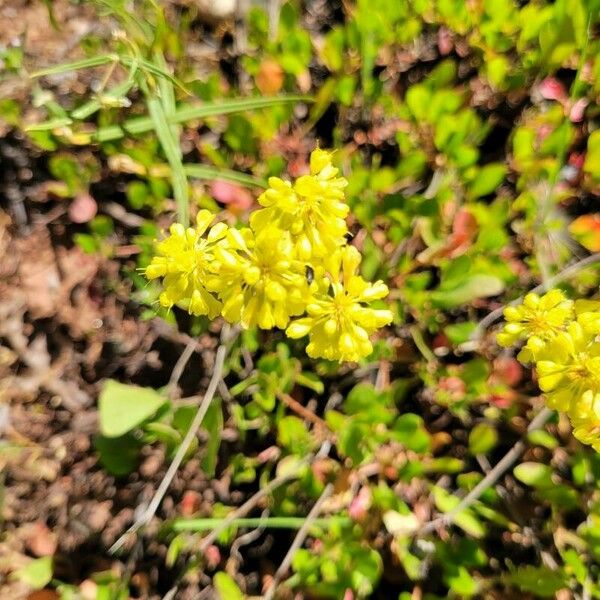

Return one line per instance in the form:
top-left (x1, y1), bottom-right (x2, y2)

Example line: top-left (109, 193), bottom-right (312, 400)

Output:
top-left (419, 406), bottom-right (553, 535)
top-left (277, 392), bottom-right (332, 438)
top-left (109, 324), bottom-right (236, 554)
top-left (166, 338), bottom-right (197, 398)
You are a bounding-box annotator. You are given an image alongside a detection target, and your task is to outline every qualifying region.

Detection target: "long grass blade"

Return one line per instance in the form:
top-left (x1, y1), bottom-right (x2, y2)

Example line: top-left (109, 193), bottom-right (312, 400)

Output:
top-left (70, 78), bottom-right (136, 120)
top-left (183, 164), bottom-right (266, 188)
top-left (91, 95), bottom-right (310, 142)
top-left (146, 93), bottom-right (189, 225)
top-left (31, 54), bottom-right (118, 78)
top-left (170, 516), bottom-right (351, 532)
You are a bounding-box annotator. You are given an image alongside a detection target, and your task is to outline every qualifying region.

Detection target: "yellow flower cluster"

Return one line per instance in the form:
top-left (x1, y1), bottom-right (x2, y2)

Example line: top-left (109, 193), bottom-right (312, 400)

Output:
top-left (498, 290), bottom-right (600, 451)
top-left (145, 148), bottom-right (393, 362)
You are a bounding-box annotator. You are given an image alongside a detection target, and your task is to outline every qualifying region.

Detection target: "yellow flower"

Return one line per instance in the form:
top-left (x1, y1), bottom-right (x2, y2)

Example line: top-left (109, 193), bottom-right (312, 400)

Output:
top-left (286, 246), bottom-right (393, 362)
top-left (497, 289), bottom-right (574, 361)
top-left (145, 210), bottom-right (227, 318)
top-left (250, 148), bottom-right (349, 259)
top-left (570, 413), bottom-right (600, 453)
top-left (535, 322), bottom-right (600, 417)
top-left (575, 299), bottom-right (600, 334)
top-left (208, 225), bottom-right (311, 330)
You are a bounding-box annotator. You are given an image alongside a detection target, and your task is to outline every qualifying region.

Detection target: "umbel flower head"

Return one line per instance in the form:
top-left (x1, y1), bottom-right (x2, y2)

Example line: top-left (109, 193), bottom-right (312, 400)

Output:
top-left (497, 289), bottom-right (600, 454)
top-left (497, 289), bottom-right (574, 362)
top-left (207, 225), bottom-right (311, 330)
top-left (535, 321), bottom-right (600, 416)
top-left (145, 146), bottom-right (394, 365)
top-left (570, 413), bottom-right (600, 452)
top-left (145, 210), bottom-right (227, 318)
top-left (250, 148), bottom-right (349, 260)
top-left (286, 246), bottom-right (393, 362)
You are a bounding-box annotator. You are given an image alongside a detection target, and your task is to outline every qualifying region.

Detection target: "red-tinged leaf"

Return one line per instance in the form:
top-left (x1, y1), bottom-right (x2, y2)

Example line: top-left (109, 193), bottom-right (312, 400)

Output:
top-left (491, 357), bottom-right (523, 387)
top-left (569, 214), bottom-right (600, 251)
top-left (568, 98), bottom-right (588, 123)
top-left (538, 77), bottom-right (566, 101)
top-left (210, 180), bottom-right (254, 213)
top-left (448, 208), bottom-right (478, 253)
top-left (256, 59), bottom-right (284, 95)
top-left (68, 193), bottom-right (97, 223)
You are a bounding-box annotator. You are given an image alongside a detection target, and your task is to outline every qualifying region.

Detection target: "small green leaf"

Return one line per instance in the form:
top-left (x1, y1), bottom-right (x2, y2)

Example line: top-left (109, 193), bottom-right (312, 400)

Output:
top-left (278, 415), bottom-right (314, 455)
top-left (444, 322), bottom-right (477, 345)
top-left (514, 462), bottom-right (554, 489)
top-left (145, 91), bottom-right (189, 225)
top-left (527, 430), bottom-right (559, 450)
top-left (99, 380), bottom-right (167, 438)
top-left (505, 565), bottom-right (567, 597)
top-left (405, 85), bottom-right (430, 121)
top-left (469, 423), bottom-right (498, 455)
top-left (214, 572), bottom-right (244, 600)
top-left (94, 433), bottom-right (142, 476)
top-left (446, 565), bottom-right (478, 597)
top-left (468, 163), bottom-right (507, 198)
top-left (433, 486), bottom-right (486, 538)
top-left (431, 275), bottom-right (505, 308)
top-left (12, 557), bottom-right (53, 590)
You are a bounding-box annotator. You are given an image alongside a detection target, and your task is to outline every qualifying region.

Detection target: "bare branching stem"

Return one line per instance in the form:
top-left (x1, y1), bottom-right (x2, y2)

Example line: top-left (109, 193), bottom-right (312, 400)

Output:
top-left (420, 406), bottom-right (553, 535)
top-left (109, 324), bottom-right (236, 554)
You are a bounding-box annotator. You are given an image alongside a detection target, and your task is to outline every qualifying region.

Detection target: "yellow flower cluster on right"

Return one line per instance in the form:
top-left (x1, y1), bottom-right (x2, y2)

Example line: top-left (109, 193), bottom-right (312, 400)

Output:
top-left (498, 291), bottom-right (600, 451)
top-left (145, 148), bottom-right (393, 362)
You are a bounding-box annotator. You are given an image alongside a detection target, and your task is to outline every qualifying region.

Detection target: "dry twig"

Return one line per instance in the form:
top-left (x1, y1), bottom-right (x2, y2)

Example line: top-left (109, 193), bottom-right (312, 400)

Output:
top-left (109, 324), bottom-right (236, 554)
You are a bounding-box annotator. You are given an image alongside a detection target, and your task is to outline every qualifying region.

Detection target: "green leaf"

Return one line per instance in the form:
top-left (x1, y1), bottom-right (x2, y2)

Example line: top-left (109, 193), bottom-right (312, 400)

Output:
top-left (432, 486), bottom-right (486, 538)
top-left (71, 78), bottom-right (136, 120)
top-left (505, 565), bottom-right (567, 597)
top-left (431, 274), bottom-right (505, 308)
top-left (99, 379), bottom-right (167, 438)
top-left (12, 557), bottom-right (53, 590)
top-left (94, 433), bottom-right (143, 476)
top-left (514, 462), bottom-right (554, 489)
top-left (444, 321), bottom-right (477, 345)
top-left (278, 415), bottom-right (314, 455)
top-left (527, 430), bottom-right (559, 450)
top-left (468, 423), bottom-right (498, 455)
top-left (214, 572), bottom-right (244, 600)
top-left (446, 565), bottom-right (478, 597)
top-left (468, 163), bottom-right (506, 198)
top-left (584, 130), bottom-right (600, 181)
top-left (393, 414), bottom-right (431, 453)
top-left (405, 85), bottom-right (430, 121)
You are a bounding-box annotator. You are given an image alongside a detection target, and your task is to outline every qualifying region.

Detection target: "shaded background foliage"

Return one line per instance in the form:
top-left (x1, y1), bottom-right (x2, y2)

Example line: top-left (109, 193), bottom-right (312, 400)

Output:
top-left (1, 0), bottom-right (600, 598)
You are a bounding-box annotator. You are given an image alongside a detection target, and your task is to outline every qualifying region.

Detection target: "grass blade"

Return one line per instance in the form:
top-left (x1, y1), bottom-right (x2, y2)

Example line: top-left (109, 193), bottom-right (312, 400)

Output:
top-left (91, 95), bottom-right (310, 142)
top-left (25, 117), bottom-right (73, 132)
top-left (31, 54), bottom-right (118, 78)
top-left (170, 516), bottom-right (351, 532)
top-left (145, 93), bottom-right (189, 225)
top-left (183, 164), bottom-right (266, 188)
top-left (71, 78), bottom-right (136, 120)
top-left (149, 51), bottom-right (189, 225)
